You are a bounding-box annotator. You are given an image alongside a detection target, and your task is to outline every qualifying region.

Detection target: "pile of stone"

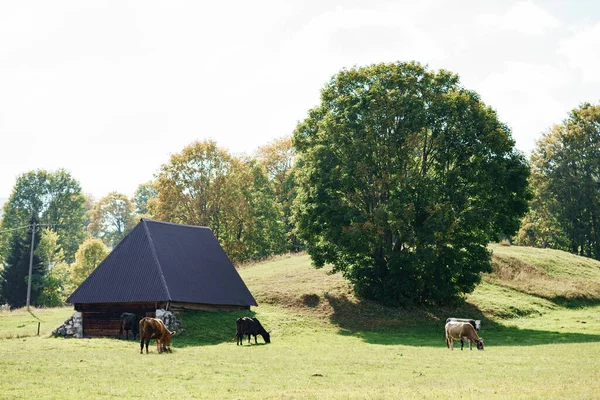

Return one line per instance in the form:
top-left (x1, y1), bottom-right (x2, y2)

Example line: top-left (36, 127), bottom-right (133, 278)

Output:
top-left (156, 309), bottom-right (183, 333)
top-left (52, 312), bottom-right (83, 338)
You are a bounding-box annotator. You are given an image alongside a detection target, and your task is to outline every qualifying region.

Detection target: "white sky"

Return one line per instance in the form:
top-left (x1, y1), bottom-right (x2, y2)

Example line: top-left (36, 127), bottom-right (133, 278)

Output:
top-left (1, 0), bottom-right (599, 200)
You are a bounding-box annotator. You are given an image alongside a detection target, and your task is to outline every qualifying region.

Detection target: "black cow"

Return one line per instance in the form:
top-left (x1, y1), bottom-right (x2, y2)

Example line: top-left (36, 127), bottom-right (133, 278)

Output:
top-left (235, 317), bottom-right (270, 345)
top-left (119, 312), bottom-right (140, 340)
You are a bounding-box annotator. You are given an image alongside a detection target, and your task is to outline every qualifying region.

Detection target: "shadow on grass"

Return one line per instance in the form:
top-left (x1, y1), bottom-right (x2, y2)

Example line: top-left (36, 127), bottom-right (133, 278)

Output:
top-left (550, 296), bottom-right (600, 309)
top-left (324, 293), bottom-right (600, 347)
top-left (174, 309), bottom-right (257, 348)
top-left (27, 310), bottom-right (43, 321)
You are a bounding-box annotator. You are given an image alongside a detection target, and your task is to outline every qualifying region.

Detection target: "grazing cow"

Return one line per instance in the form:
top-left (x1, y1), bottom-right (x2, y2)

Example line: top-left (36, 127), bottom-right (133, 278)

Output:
top-left (235, 317), bottom-right (270, 345)
top-left (118, 313), bottom-right (140, 340)
top-left (445, 321), bottom-right (484, 351)
top-left (139, 317), bottom-right (176, 354)
top-left (446, 318), bottom-right (481, 349)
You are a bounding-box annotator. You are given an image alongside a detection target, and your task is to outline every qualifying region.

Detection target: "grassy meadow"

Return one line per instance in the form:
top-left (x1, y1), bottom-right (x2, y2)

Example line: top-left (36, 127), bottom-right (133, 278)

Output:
top-left (1, 246), bottom-right (600, 399)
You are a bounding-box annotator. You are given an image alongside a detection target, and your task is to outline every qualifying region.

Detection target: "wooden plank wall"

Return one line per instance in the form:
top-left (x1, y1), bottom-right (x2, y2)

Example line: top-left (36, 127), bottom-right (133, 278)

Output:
top-left (74, 302), bottom-right (167, 338)
top-left (74, 302), bottom-right (250, 337)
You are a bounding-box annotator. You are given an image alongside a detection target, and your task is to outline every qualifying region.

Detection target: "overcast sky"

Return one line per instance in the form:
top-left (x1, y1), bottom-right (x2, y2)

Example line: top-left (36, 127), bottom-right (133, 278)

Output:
top-left (1, 0), bottom-right (599, 200)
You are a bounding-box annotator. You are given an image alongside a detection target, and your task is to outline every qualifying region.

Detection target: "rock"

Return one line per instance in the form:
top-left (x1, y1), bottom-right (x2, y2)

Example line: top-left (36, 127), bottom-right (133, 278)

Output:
top-left (53, 312), bottom-right (84, 338)
top-left (156, 309), bottom-right (181, 331)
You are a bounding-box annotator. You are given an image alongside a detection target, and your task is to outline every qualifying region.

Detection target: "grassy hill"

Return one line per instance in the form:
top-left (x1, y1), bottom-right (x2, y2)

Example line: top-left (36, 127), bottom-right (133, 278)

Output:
top-left (243, 245), bottom-right (600, 317)
top-left (1, 245), bottom-right (599, 399)
top-left (486, 244), bottom-right (600, 305)
top-left (3, 245), bottom-right (600, 341)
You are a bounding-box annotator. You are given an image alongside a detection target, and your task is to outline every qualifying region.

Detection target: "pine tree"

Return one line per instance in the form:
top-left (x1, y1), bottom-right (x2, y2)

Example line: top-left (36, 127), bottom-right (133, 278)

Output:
top-left (0, 217), bottom-right (44, 308)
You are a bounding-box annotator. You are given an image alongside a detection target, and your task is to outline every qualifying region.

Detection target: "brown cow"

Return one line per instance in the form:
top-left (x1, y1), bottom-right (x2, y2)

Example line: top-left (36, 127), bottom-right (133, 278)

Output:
top-left (139, 317), bottom-right (176, 354)
top-left (445, 321), bottom-right (484, 351)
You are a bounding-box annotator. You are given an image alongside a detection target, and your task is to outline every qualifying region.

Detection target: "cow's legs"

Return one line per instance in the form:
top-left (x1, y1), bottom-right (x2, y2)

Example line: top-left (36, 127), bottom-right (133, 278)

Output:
top-left (254, 335), bottom-right (258, 344)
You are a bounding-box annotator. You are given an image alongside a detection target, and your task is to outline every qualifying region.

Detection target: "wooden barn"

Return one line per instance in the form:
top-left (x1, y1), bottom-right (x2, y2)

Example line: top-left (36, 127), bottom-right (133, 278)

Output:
top-left (66, 219), bottom-right (257, 337)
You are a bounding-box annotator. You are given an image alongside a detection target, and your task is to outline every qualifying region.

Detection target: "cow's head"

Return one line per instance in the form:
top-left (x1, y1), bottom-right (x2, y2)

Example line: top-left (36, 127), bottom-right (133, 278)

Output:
top-left (161, 330), bottom-right (176, 352)
top-left (475, 338), bottom-right (484, 350)
top-left (262, 331), bottom-right (271, 344)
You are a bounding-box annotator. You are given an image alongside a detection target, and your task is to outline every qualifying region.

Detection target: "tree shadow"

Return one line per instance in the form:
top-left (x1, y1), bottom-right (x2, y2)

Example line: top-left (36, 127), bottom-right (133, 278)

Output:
top-left (323, 293), bottom-right (600, 347)
top-left (549, 296), bottom-right (600, 309)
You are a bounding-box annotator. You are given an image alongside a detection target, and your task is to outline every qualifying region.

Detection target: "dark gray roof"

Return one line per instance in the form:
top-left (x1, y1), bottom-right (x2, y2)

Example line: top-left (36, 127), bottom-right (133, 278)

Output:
top-left (67, 219), bottom-right (257, 306)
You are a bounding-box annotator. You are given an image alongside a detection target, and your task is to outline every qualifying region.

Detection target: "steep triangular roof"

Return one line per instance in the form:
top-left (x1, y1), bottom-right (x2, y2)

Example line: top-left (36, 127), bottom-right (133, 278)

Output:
top-left (67, 219), bottom-right (257, 306)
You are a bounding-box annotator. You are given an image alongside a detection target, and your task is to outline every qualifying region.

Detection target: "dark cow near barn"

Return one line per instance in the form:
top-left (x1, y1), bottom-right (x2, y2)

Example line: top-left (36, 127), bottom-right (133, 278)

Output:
top-left (139, 317), bottom-right (176, 354)
top-left (118, 313), bottom-right (140, 340)
top-left (445, 321), bottom-right (484, 351)
top-left (235, 317), bottom-right (270, 345)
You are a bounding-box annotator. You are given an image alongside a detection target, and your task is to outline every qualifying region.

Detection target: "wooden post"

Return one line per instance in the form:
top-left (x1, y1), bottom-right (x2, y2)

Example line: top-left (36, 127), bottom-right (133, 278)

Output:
top-left (37, 322), bottom-right (40, 336)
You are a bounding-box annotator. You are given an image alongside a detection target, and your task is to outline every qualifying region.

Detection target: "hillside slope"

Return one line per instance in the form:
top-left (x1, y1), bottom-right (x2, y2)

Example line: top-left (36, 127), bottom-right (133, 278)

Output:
top-left (238, 246), bottom-right (600, 330)
top-left (486, 244), bottom-right (600, 302)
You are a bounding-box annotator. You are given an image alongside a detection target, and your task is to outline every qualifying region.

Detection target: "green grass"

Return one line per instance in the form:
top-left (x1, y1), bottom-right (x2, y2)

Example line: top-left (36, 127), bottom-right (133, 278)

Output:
top-left (0, 307), bottom-right (73, 339)
top-left (1, 247), bottom-right (600, 399)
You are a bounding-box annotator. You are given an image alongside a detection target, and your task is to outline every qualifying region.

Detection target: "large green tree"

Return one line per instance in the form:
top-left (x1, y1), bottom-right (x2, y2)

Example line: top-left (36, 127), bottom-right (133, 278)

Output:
top-left (0, 170), bottom-right (86, 263)
top-left (88, 192), bottom-right (137, 247)
top-left (521, 103), bottom-right (600, 259)
top-left (293, 62), bottom-right (531, 306)
top-left (0, 217), bottom-right (44, 308)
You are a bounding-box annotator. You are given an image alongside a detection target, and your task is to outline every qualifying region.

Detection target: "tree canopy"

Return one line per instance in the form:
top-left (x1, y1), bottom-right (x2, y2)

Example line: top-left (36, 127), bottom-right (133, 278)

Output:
top-left (0, 216), bottom-right (44, 308)
top-left (518, 103), bottom-right (600, 259)
top-left (88, 192), bottom-right (137, 247)
top-left (0, 169), bottom-right (86, 263)
top-left (133, 181), bottom-right (157, 216)
top-left (256, 136), bottom-right (302, 252)
top-left (71, 238), bottom-right (109, 287)
top-left (150, 140), bottom-right (287, 263)
top-left (293, 62), bottom-right (531, 305)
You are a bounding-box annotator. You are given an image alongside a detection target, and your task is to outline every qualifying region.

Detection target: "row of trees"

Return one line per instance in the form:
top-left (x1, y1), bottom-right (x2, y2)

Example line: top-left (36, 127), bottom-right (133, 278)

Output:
top-left (516, 103), bottom-right (600, 259)
top-left (0, 138), bottom-right (297, 308)
top-left (1, 61), bottom-right (598, 308)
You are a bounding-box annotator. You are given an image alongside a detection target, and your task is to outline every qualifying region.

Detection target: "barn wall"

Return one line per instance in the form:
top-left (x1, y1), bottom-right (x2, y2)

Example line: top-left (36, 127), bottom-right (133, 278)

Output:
top-left (74, 302), bottom-right (167, 338)
top-left (73, 301), bottom-right (251, 337)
